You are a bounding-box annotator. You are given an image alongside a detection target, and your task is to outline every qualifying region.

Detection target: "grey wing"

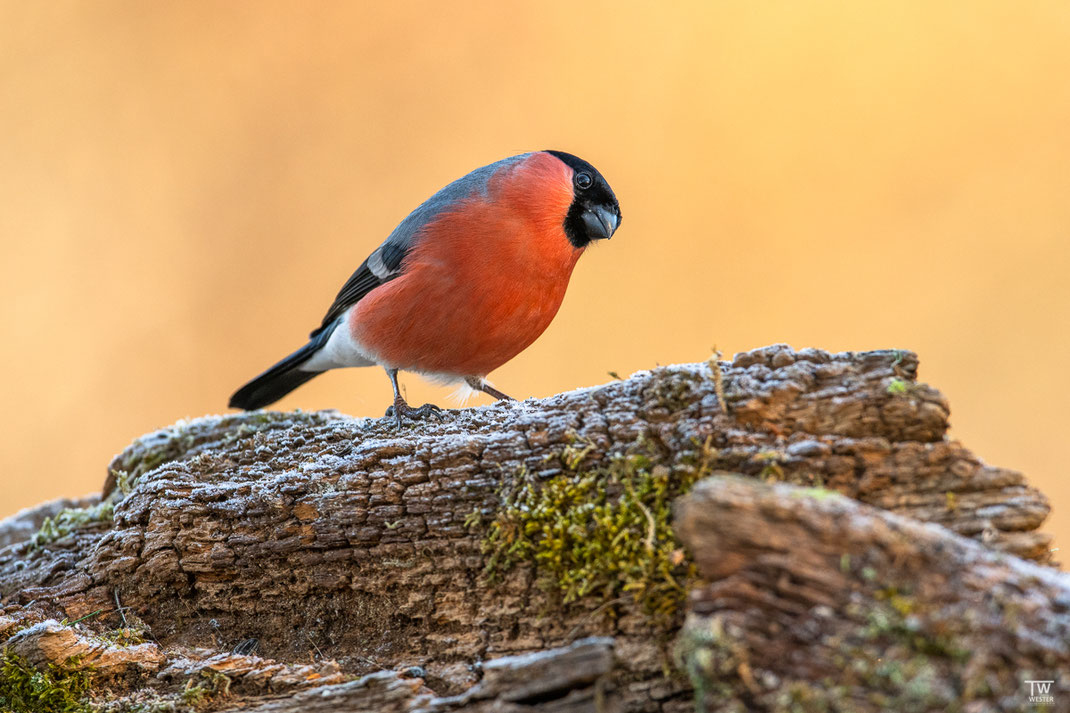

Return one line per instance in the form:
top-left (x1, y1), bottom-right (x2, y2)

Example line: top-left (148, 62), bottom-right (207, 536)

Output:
top-left (309, 153), bottom-right (531, 338)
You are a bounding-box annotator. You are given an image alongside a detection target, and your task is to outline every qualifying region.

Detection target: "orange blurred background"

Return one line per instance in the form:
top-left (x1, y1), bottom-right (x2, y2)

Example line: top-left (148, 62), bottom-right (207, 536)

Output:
top-left (2, 2), bottom-right (1067, 555)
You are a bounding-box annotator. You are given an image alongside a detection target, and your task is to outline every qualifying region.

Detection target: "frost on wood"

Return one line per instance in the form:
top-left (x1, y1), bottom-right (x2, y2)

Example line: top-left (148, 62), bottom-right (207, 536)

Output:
top-left (0, 345), bottom-right (1062, 712)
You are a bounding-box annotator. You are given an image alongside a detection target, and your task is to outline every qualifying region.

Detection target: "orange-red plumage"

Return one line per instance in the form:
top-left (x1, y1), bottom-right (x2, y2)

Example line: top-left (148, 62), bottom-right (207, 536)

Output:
top-left (350, 152), bottom-right (580, 377)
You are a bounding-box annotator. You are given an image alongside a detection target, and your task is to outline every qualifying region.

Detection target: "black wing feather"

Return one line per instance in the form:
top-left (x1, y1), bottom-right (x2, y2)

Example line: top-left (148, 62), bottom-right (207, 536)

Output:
top-left (310, 261), bottom-right (380, 338)
top-left (309, 241), bottom-right (409, 338)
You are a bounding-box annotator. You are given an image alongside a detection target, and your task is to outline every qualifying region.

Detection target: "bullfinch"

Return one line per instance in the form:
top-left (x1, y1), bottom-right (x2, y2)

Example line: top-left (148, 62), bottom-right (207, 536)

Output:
top-left (229, 150), bottom-right (621, 425)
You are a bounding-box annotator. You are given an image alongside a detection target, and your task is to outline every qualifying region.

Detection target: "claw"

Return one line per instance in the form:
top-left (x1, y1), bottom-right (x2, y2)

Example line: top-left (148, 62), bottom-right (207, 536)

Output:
top-left (386, 399), bottom-right (445, 428)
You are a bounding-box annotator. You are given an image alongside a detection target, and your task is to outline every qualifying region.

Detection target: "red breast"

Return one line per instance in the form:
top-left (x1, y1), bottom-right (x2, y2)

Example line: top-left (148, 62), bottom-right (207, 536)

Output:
top-left (348, 152), bottom-right (582, 377)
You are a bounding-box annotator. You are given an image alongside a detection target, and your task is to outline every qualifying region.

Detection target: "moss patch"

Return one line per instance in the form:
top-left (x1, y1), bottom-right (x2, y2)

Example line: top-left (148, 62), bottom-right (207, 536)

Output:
top-left (754, 450), bottom-right (787, 481)
top-left (0, 650), bottom-right (94, 713)
top-left (674, 616), bottom-right (749, 708)
top-left (886, 377), bottom-right (911, 396)
top-left (482, 436), bottom-right (713, 619)
top-left (95, 627), bottom-right (148, 649)
top-left (861, 590), bottom-right (970, 664)
top-left (180, 670), bottom-right (232, 711)
top-left (31, 501), bottom-right (115, 550)
top-left (643, 370), bottom-right (705, 414)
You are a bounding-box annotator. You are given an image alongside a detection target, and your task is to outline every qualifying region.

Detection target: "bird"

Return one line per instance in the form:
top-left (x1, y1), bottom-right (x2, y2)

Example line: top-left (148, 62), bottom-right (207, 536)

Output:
top-left (229, 150), bottom-right (621, 425)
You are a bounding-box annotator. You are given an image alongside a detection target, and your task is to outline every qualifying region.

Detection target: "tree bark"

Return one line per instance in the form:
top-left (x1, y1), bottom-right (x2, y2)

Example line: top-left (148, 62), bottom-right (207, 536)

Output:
top-left (0, 345), bottom-right (1060, 712)
top-left (675, 475), bottom-right (1070, 712)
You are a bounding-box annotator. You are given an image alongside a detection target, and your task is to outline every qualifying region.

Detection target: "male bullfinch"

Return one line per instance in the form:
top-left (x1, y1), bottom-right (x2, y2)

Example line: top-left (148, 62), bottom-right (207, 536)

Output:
top-left (229, 150), bottom-right (621, 425)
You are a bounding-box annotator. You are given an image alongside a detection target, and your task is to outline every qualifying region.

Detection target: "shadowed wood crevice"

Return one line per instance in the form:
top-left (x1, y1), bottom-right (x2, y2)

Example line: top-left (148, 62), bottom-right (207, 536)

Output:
top-left (0, 345), bottom-right (1058, 712)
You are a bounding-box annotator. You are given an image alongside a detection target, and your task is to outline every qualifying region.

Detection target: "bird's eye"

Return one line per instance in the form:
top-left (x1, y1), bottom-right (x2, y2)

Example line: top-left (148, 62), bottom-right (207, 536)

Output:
top-left (576, 172), bottom-right (593, 189)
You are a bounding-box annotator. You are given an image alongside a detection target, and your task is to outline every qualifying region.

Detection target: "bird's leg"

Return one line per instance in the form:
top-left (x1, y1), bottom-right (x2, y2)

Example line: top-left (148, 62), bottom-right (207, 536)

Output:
top-left (384, 368), bottom-right (443, 427)
top-left (465, 376), bottom-right (514, 401)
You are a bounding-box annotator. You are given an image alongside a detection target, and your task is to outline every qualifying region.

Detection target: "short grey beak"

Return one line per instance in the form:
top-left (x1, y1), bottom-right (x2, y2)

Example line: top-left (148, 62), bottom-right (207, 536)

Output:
top-left (582, 205), bottom-right (619, 240)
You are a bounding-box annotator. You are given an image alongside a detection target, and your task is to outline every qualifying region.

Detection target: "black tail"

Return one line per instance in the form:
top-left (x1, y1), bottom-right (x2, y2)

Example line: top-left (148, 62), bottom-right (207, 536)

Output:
top-left (229, 326), bottom-right (334, 410)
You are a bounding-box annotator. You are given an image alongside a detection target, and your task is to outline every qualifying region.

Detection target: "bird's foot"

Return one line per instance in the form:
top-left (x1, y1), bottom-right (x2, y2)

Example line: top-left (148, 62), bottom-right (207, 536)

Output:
top-left (386, 398), bottom-right (445, 428)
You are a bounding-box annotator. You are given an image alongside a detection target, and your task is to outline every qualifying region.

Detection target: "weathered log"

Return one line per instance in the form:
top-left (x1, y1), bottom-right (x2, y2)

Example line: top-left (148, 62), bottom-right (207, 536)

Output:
top-left (675, 475), bottom-right (1070, 712)
top-left (228, 637), bottom-right (618, 713)
top-left (0, 345), bottom-right (1057, 711)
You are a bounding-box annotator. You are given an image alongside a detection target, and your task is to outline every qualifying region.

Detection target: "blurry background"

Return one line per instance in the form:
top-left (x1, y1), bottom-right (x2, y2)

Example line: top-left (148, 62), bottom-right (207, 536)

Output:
top-left (2, 2), bottom-right (1067, 554)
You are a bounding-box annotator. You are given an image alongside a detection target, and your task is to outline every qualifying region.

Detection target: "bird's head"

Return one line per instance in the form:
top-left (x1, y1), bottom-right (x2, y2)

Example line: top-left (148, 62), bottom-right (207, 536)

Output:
top-left (545, 150), bottom-right (622, 249)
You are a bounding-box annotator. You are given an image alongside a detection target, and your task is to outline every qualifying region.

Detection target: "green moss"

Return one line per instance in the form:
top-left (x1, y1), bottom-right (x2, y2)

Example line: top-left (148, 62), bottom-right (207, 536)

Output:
top-left (180, 670), bottom-right (231, 710)
top-left (789, 486), bottom-right (841, 501)
top-left (31, 501), bottom-right (114, 550)
top-left (751, 450), bottom-right (786, 481)
top-left (678, 618), bottom-right (853, 713)
top-left (678, 607), bottom-right (968, 713)
top-left (0, 650), bottom-right (94, 713)
top-left (126, 698), bottom-right (184, 713)
top-left (645, 370), bottom-right (703, 413)
top-left (863, 599), bottom-right (970, 663)
top-left (832, 590), bottom-right (969, 709)
top-left (482, 437), bottom-right (710, 619)
top-left (886, 378), bottom-right (910, 395)
top-left (96, 627), bottom-right (147, 648)
top-left (674, 616), bottom-right (748, 711)
top-left (839, 553), bottom-right (851, 573)
top-left (462, 509), bottom-right (484, 530)
top-left (180, 682), bottom-right (207, 709)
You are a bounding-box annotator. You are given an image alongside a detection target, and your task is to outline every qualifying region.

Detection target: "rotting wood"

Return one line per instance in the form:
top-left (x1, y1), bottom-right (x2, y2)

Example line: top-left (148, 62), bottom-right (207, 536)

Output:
top-left (674, 475), bottom-right (1070, 712)
top-left (0, 345), bottom-right (1058, 711)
